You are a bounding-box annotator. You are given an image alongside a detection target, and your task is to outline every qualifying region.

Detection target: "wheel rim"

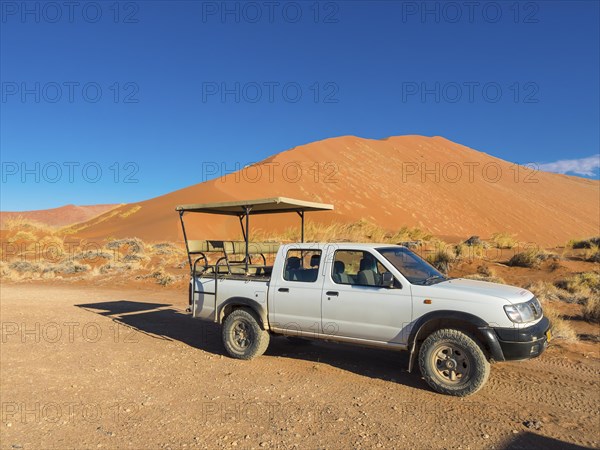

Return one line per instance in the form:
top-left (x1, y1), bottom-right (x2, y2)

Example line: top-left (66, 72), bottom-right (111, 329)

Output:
top-left (230, 319), bottom-right (253, 351)
top-left (430, 343), bottom-right (472, 385)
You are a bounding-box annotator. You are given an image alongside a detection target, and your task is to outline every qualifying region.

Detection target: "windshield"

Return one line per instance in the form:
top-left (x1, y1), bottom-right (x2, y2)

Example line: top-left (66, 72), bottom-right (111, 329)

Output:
top-left (376, 247), bottom-right (447, 285)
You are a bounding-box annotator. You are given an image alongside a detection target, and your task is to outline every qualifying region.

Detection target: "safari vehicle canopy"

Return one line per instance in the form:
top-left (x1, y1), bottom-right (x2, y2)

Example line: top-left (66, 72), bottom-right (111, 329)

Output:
top-left (176, 197), bottom-right (333, 276)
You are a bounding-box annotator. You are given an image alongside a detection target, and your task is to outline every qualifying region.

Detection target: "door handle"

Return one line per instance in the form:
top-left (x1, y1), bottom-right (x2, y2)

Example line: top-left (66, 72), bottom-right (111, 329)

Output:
top-left (278, 288), bottom-right (289, 293)
top-left (326, 291), bottom-right (339, 296)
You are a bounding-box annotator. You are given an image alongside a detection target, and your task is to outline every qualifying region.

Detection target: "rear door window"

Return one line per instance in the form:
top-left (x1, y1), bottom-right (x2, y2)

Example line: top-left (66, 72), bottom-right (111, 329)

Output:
top-left (283, 249), bottom-right (322, 282)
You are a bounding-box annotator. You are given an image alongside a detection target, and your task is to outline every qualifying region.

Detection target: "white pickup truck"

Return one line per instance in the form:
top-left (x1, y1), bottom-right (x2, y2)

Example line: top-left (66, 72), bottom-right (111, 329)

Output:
top-left (177, 198), bottom-right (551, 397)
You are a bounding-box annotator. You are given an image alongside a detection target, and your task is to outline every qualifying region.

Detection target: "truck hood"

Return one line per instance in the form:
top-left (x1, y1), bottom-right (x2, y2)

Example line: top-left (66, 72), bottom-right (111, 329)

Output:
top-left (430, 278), bottom-right (533, 303)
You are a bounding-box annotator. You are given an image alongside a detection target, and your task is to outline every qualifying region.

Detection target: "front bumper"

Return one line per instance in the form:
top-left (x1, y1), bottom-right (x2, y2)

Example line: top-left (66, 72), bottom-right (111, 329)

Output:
top-left (493, 316), bottom-right (551, 361)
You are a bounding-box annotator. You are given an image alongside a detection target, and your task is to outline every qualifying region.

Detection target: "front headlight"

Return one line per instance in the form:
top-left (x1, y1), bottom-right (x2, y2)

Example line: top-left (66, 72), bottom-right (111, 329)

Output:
top-left (504, 297), bottom-right (543, 323)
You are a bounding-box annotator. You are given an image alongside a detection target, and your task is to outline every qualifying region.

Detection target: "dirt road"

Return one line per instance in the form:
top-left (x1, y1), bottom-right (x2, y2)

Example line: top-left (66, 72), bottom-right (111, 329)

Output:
top-left (1, 284), bottom-right (598, 450)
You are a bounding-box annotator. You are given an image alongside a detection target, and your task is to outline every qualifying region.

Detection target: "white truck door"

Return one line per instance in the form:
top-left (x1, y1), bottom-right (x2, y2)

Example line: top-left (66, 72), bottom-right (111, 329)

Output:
top-left (269, 247), bottom-right (325, 336)
top-left (321, 248), bottom-right (412, 344)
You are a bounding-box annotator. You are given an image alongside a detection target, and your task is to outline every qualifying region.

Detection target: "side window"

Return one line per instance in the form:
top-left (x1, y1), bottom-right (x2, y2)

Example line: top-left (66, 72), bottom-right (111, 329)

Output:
top-left (332, 250), bottom-right (389, 287)
top-left (283, 249), bottom-right (322, 283)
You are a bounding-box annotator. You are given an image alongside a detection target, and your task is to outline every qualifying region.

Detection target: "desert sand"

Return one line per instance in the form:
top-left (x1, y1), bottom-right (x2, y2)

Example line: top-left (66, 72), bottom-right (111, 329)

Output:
top-left (57, 135), bottom-right (599, 246)
top-left (1, 283), bottom-right (598, 450)
top-left (0, 204), bottom-right (118, 229)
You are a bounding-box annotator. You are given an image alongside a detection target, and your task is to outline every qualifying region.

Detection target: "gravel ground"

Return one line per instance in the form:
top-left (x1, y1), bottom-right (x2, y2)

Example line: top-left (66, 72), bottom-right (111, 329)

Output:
top-left (1, 284), bottom-right (599, 450)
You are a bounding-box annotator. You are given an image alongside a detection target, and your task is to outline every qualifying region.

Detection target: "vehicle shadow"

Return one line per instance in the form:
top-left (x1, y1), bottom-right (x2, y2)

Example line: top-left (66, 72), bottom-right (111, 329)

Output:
top-left (75, 299), bottom-right (428, 392)
top-left (75, 300), bottom-right (227, 356)
top-left (498, 432), bottom-right (592, 450)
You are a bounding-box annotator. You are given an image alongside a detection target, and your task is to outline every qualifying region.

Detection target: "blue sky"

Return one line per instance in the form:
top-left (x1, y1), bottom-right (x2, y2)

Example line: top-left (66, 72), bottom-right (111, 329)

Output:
top-left (1, 0), bottom-right (599, 211)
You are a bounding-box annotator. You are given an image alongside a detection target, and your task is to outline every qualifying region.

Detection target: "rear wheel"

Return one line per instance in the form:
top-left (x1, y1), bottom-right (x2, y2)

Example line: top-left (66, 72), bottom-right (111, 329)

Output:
top-left (222, 309), bottom-right (270, 360)
top-left (418, 328), bottom-right (490, 396)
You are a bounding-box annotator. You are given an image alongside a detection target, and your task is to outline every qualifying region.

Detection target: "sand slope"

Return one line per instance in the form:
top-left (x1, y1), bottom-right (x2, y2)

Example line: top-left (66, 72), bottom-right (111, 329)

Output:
top-left (54, 136), bottom-right (600, 245)
top-left (0, 204), bottom-right (119, 228)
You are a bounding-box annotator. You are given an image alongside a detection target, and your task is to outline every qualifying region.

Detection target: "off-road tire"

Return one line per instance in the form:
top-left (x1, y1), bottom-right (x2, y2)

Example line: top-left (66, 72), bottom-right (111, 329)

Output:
top-left (222, 309), bottom-right (270, 360)
top-left (418, 328), bottom-right (490, 397)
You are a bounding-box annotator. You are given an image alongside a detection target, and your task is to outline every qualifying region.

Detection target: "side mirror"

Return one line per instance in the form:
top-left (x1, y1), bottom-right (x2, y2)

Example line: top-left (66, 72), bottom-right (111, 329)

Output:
top-left (381, 272), bottom-right (395, 288)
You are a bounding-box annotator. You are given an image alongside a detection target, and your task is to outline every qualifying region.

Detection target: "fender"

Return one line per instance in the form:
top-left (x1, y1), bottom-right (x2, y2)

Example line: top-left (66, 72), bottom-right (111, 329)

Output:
top-left (217, 296), bottom-right (269, 330)
top-left (407, 310), bottom-right (505, 372)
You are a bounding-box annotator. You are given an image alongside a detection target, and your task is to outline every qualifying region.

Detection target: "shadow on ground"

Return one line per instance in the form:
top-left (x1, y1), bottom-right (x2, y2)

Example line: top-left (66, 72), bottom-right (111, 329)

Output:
top-left (499, 432), bottom-right (594, 450)
top-left (76, 299), bottom-right (425, 391)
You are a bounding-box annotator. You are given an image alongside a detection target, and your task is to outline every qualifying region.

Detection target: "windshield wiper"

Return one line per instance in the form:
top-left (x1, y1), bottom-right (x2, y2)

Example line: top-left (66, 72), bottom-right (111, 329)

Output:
top-left (422, 275), bottom-right (446, 285)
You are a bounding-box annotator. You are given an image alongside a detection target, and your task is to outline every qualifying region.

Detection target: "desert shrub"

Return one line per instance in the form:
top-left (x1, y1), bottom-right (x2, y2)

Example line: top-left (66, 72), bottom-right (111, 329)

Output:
top-left (454, 243), bottom-right (486, 260)
top-left (567, 237), bottom-right (600, 249)
top-left (8, 231), bottom-right (37, 243)
top-left (490, 232), bottom-right (518, 249)
top-left (256, 220), bottom-right (436, 245)
top-left (526, 282), bottom-right (578, 340)
top-left (9, 260), bottom-right (41, 273)
top-left (583, 245), bottom-right (600, 263)
top-left (583, 296), bottom-right (600, 323)
top-left (122, 254), bottom-right (145, 262)
top-left (391, 226), bottom-right (433, 243)
top-left (541, 303), bottom-right (578, 343)
top-left (526, 278), bottom-right (596, 308)
top-left (74, 250), bottom-right (113, 261)
top-left (0, 261), bottom-right (14, 279)
top-left (477, 264), bottom-right (492, 277)
top-left (152, 269), bottom-right (175, 286)
top-left (105, 238), bottom-right (144, 254)
top-left (556, 272), bottom-right (600, 294)
top-left (50, 261), bottom-right (90, 275)
top-left (525, 281), bottom-right (562, 302)
top-left (99, 262), bottom-right (135, 274)
top-left (549, 259), bottom-right (562, 271)
top-left (463, 273), bottom-right (506, 284)
top-left (3, 217), bottom-right (55, 234)
top-left (508, 248), bottom-right (557, 268)
top-left (150, 242), bottom-right (185, 256)
top-left (426, 248), bottom-right (454, 273)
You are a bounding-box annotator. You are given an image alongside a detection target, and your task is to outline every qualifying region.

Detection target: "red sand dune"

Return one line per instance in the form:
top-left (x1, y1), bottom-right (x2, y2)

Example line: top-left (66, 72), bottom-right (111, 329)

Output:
top-left (0, 204), bottom-right (119, 229)
top-left (25, 136), bottom-right (600, 245)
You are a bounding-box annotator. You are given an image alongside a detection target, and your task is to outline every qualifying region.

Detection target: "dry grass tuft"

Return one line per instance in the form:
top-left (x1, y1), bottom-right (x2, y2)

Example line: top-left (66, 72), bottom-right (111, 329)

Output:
top-left (526, 276), bottom-right (599, 326)
top-left (583, 296), bottom-right (600, 323)
top-left (583, 245), bottom-right (600, 263)
top-left (490, 232), bottom-right (518, 249)
top-left (426, 247), bottom-right (454, 273)
top-left (508, 248), bottom-right (558, 268)
top-left (119, 205), bottom-right (142, 218)
top-left (463, 273), bottom-right (506, 284)
top-left (541, 303), bottom-right (578, 343)
top-left (3, 216), bottom-right (57, 234)
top-left (454, 243), bottom-right (486, 260)
top-left (255, 220), bottom-right (437, 246)
top-left (567, 236), bottom-right (600, 249)
top-left (105, 237), bottom-right (145, 254)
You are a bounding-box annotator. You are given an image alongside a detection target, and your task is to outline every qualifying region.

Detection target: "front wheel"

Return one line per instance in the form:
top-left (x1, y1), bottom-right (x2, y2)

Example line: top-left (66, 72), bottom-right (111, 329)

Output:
top-left (418, 328), bottom-right (490, 396)
top-left (222, 309), bottom-right (270, 360)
